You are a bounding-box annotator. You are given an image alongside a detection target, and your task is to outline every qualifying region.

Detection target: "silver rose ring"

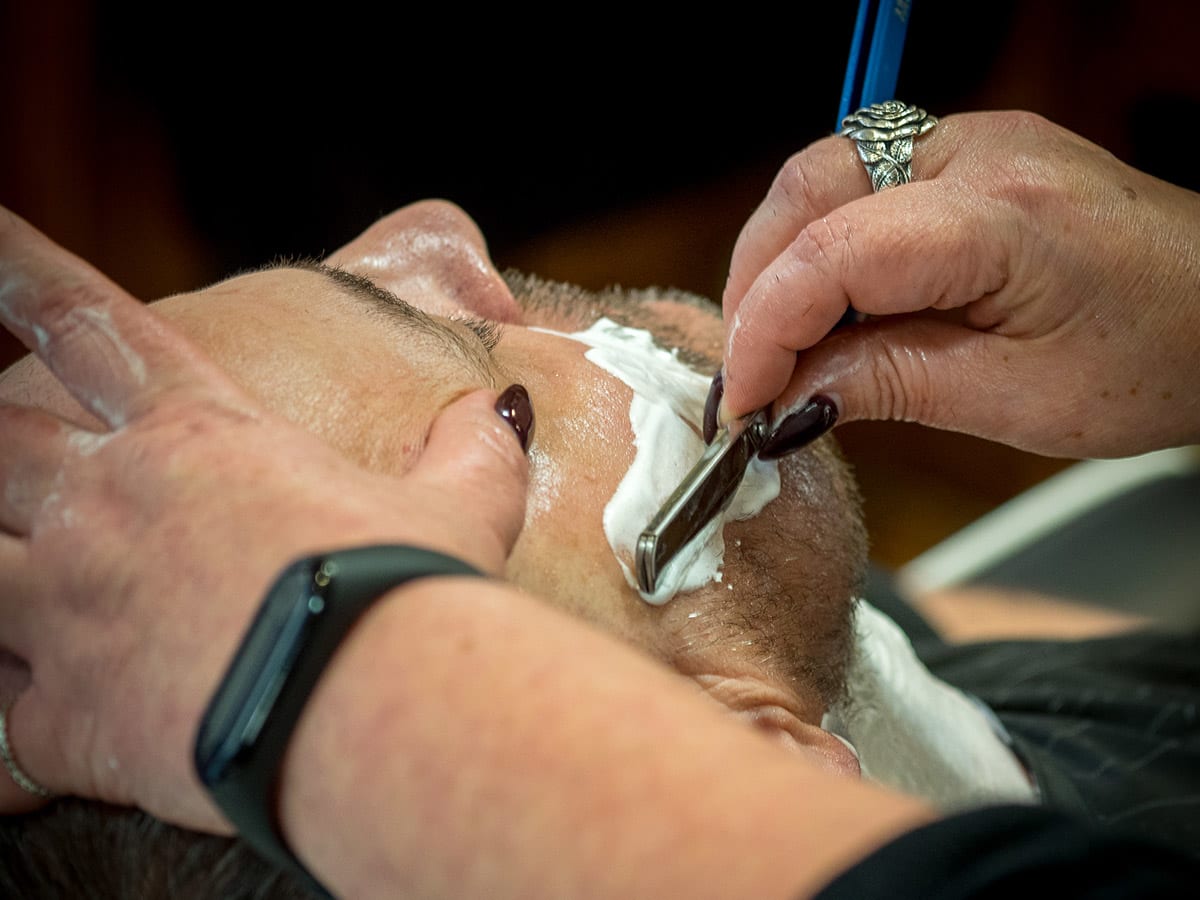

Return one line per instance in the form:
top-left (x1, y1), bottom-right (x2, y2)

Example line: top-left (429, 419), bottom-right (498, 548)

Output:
top-left (840, 100), bottom-right (938, 192)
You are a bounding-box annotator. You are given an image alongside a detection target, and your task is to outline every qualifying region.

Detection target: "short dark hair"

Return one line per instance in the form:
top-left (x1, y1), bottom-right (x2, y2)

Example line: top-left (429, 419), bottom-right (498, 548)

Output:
top-left (0, 799), bottom-right (309, 899)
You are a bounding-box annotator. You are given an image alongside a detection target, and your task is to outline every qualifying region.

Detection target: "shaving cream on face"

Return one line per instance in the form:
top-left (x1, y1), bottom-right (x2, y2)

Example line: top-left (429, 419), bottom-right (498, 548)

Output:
top-left (538, 317), bottom-right (780, 605)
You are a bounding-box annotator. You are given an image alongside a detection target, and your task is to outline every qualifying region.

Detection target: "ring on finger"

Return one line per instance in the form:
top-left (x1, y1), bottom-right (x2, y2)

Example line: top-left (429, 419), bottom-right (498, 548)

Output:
top-left (840, 100), bottom-right (938, 192)
top-left (0, 700), bottom-right (56, 798)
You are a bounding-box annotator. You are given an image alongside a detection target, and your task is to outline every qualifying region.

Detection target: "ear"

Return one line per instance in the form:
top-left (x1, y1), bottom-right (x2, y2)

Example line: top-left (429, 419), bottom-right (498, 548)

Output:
top-left (323, 199), bottom-right (523, 323)
top-left (739, 707), bottom-right (862, 778)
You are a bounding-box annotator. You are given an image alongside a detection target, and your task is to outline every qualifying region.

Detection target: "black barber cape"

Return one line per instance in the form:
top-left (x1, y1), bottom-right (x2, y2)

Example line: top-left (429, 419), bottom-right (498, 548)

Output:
top-left (921, 630), bottom-right (1200, 860)
top-left (814, 804), bottom-right (1199, 898)
top-left (828, 579), bottom-right (1200, 898)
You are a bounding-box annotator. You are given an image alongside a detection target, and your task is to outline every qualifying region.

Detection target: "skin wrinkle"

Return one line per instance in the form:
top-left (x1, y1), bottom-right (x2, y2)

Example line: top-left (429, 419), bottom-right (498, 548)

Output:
top-left (65, 308), bottom-right (147, 387)
top-left (19, 277), bottom-right (159, 431)
top-left (43, 308), bottom-right (140, 429)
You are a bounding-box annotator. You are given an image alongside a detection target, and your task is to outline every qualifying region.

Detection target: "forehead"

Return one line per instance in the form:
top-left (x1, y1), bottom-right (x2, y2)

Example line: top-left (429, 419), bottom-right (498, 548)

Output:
top-left (177, 264), bottom-right (492, 376)
top-left (197, 263), bottom-right (721, 351)
top-left (190, 263), bottom-right (419, 331)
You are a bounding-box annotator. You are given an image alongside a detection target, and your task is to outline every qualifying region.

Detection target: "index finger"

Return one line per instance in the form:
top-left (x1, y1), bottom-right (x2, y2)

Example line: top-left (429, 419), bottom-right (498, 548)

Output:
top-left (0, 207), bottom-right (243, 428)
top-left (721, 174), bottom-right (1017, 421)
top-left (723, 119), bottom-right (960, 323)
top-left (722, 136), bottom-right (871, 320)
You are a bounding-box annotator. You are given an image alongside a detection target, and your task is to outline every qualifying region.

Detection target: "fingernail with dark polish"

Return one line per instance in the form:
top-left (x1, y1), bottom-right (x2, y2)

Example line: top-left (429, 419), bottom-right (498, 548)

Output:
top-left (758, 396), bottom-right (838, 460)
top-left (703, 370), bottom-right (724, 444)
top-left (495, 384), bottom-right (534, 453)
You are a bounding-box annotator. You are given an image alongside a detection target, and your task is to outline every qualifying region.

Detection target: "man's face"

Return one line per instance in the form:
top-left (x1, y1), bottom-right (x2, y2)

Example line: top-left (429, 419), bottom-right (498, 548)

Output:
top-left (0, 201), bottom-right (865, 773)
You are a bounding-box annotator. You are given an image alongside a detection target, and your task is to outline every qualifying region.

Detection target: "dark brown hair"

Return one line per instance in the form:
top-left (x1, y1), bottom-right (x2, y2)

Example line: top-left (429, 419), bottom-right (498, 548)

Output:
top-left (0, 800), bottom-right (311, 899)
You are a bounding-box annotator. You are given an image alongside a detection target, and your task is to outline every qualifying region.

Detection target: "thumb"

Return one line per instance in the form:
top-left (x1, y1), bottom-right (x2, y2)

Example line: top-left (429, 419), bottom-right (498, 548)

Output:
top-left (771, 317), bottom-right (1091, 457)
top-left (406, 385), bottom-right (534, 573)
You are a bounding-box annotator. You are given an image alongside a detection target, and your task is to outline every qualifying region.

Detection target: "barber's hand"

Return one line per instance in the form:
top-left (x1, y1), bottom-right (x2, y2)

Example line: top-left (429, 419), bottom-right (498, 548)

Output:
top-left (0, 207), bottom-right (531, 829)
top-left (720, 110), bottom-right (1200, 458)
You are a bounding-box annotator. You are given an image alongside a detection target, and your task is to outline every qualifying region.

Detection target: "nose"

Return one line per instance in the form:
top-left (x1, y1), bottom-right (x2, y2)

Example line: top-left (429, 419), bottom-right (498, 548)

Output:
top-left (324, 199), bottom-right (523, 323)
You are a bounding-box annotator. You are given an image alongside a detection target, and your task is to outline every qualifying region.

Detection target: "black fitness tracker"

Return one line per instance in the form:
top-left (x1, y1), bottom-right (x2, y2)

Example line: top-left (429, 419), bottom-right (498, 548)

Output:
top-left (194, 544), bottom-right (484, 897)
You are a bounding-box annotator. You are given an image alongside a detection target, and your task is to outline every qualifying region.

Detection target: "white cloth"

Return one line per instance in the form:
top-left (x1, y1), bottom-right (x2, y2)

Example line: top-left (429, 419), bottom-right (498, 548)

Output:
top-left (822, 600), bottom-right (1039, 811)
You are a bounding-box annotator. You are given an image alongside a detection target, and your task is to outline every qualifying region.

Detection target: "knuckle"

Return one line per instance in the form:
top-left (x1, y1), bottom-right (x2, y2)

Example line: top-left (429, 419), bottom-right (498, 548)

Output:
top-left (978, 113), bottom-right (1073, 210)
top-left (992, 109), bottom-right (1054, 140)
top-left (792, 213), bottom-right (855, 277)
top-left (863, 333), bottom-right (931, 423)
top-left (35, 281), bottom-right (111, 346)
top-left (775, 149), bottom-right (824, 217)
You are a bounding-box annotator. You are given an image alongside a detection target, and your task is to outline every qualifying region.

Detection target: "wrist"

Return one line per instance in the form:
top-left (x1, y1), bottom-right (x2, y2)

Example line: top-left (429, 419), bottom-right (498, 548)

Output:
top-left (276, 576), bottom-right (494, 896)
top-left (194, 548), bottom-right (484, 896)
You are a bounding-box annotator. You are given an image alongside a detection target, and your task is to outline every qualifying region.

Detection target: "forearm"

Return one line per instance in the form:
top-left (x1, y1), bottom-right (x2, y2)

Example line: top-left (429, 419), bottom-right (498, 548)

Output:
top-left (278, 577), bottom-right (934, 899)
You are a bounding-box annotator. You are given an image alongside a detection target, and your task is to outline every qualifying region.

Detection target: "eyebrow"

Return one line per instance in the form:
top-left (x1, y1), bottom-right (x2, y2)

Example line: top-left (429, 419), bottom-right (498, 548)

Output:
top-left (257, 256), bottom-right (498, 385)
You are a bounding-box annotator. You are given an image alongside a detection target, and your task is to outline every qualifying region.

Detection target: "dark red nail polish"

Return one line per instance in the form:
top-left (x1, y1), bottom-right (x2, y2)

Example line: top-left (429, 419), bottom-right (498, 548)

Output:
top-left (495, 384), bottom-right (534, 453)
top-left (758, 396), bottom-right (838, 460)
top-left (703, 370), bottom-right (724, 444)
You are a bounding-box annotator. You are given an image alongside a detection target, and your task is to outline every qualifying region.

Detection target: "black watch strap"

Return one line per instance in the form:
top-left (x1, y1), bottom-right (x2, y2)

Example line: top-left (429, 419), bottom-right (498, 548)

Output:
top-left (194, 544), bottom-right (484, 897)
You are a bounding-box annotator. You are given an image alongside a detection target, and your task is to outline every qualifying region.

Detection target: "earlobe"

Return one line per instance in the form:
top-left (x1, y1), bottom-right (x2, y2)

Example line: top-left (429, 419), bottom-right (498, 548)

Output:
top-left (796, 727), bottom-right (862, 779)
top-left (322, 200), bottom-right (524, 324)
top-left (740, 707), bottom-right (862, 778)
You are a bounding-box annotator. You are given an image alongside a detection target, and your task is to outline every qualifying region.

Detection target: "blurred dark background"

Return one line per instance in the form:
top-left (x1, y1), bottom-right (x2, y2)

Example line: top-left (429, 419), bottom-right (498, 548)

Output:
top-left (3, 0), bottom-right (1199, 566)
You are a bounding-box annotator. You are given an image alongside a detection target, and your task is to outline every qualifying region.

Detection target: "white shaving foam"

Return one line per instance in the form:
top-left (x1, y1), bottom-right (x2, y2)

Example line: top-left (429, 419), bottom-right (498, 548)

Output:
top-left (537, 318), bottom-right (780, 605)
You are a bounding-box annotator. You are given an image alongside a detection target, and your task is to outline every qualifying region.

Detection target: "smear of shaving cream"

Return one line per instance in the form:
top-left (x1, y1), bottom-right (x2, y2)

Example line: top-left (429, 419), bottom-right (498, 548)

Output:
top-left (536, 317), bottom-right (779, 605)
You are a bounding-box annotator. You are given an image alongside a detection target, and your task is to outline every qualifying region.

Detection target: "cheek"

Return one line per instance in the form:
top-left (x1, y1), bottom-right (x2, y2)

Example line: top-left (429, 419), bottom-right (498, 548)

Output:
top-left (720, 439), bottom-right (865, 608)
top-left (516, 342), bottom-right (635, 531)
top-left (505, 369), bottom-right (639, 617)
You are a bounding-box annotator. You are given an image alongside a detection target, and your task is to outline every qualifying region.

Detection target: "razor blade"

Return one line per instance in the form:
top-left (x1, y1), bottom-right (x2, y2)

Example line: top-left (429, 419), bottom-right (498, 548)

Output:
top-left (635, 409), bottom-right (770, 594)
